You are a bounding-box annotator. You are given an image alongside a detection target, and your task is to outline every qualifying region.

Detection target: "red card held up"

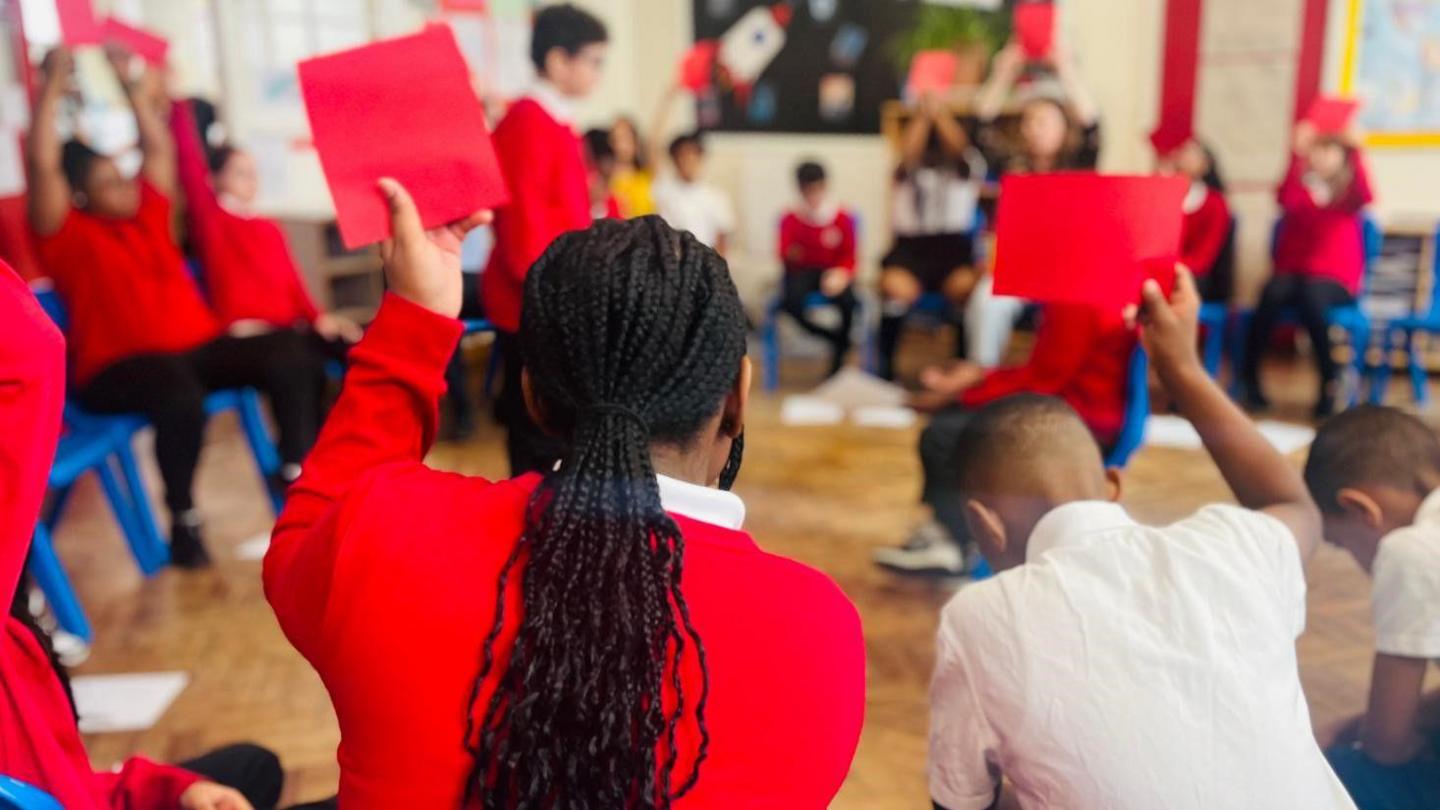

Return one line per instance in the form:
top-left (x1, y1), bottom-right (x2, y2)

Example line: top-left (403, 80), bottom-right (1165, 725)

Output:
top-left (906, 50), bottom-right (958, 100)
top-left (1305, 96), bottom-right (1360, 135)
top-left (101, 18), bottom-right (169, 66)
top-left (1014, 2), bottom-right (1056, 60)
top-left (299, 24), bottom-right (509, 249)
top-left (56, 0), bottom-right (101, 46)
top-left (992, 173), bottom-right (1188, 308)
top-left (679, 41), bottom-right (718, 93)
top-left (1148, 121), bottom-right (1192, 157)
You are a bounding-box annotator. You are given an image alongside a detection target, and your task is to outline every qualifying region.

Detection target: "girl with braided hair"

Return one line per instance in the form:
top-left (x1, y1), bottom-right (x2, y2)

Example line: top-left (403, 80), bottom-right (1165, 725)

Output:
top-left (265, 181), bottom-right (865, 808)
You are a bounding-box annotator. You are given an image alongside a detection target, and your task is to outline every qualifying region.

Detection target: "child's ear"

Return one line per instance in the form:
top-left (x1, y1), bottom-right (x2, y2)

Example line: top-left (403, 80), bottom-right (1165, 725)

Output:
top-left (1335, 487), bottom-right (1384, 529)
top-left (964, 499), bottom-right (1007, 564)
top-left (1104, 468), bottom-right (1123, 503)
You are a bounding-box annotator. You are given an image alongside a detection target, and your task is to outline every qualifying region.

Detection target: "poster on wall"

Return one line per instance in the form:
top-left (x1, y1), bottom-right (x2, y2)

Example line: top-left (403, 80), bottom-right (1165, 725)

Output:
top-left (1341, 0), bottom-right (1440, 147)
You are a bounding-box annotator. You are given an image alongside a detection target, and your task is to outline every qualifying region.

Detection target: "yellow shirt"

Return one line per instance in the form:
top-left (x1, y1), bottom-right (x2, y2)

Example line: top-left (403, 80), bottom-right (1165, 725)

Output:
top-left (611, 167), bottom-right (656, 218)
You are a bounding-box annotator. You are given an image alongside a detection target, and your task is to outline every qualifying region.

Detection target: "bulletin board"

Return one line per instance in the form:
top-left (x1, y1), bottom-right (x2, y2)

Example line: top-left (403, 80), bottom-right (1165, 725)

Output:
top-left (1339, 0), bottom-right (1440, 147)
top-left (689, 0), bottom-right (920, 134)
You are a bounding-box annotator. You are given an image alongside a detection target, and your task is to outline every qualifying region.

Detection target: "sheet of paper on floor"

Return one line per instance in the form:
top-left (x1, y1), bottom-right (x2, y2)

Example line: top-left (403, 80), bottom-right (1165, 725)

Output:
top-left (809, 367), bottom-right (908, 409)
top-left (72, 672), bottom-right (189, 733)
top-left (853, 405), bottom-right (917, 429)
top-left (1144, 415), bottom-right (1315, 454)
top-left (781, 395), bottom-right (845, 426)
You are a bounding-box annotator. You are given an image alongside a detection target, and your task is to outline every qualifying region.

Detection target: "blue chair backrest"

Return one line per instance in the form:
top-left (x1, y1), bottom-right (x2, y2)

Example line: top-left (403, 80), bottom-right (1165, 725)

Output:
top-left (31, 286), bottom-right (67, 331)
top-left (1105, 347), bottom-right (1150, 469)
top-left (0, 776), bottom-right (63, 810)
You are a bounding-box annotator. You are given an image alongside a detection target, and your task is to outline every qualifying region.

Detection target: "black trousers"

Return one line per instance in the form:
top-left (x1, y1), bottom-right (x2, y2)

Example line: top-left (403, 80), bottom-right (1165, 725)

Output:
top-left (444, 273), bottom-right (487, 428)
top-left (1243, 275), bottom-right (1354, 398)
top-left (780, 268), bottom-right (856, 370)
top-left (77, 331), bottom-right (325, 513)
top-left (179, 743), bottom-right (284, 810)
top-left (919, 407), bottom-right (977, 545)
top-left (494, 330), bottom-right (568, 475)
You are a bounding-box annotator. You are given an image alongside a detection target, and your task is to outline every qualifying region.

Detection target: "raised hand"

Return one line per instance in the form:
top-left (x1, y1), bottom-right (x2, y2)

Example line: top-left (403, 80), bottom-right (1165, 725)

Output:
top-left (377, 178), bottom-right (492, 318)
top-left (1136, 264), bottom-right (1202, 388)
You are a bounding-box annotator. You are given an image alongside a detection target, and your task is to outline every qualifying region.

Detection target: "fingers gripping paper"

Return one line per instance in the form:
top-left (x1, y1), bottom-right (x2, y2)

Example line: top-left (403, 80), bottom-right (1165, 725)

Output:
top-left (299, 24), bottom-right (509, 249)
top-left (992, 173), bottom-right (1188, 308)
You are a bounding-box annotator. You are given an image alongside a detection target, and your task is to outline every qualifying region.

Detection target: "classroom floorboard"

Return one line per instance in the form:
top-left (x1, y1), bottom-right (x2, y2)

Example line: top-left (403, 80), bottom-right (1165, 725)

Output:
top-left (55, 333), bottom-right (1396, 808)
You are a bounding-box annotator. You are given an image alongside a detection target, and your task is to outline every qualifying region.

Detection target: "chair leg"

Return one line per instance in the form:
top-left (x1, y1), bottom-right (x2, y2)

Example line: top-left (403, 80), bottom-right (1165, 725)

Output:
top-left (1349, 323), bottom-right (1371, 408)
top-left (236, 390), bottom-right (284, 515)
top-left (761, 305), bottom-right (781, 393)
top-left (43, 484), bottom-right (74, 534)
top-left (27, 523), bottom-right (93, 643)
top-left (482, 341), bottom-right (502, 400)
top-left (1202, 322), bottom-right (1224, 379)
top-left (1410, 330), bottom-right (1430, 406)
top-left (110, 447), bottom-right (170, 574)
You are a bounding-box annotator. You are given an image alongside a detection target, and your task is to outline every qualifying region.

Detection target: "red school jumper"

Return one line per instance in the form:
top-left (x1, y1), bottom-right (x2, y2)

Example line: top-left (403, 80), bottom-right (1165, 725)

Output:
top-left (35, 183), bottom-right (220, 387)
top-left (483, 97), bottom-right (592, 333)
top-left (960, 304), bottom-right (1136, 445)
top-left (0, 263), bottom-right (202, 808)
top-left (779, 208), bottom-right (857, 274)
top-left (1273, 154), bottom-right (1375, 295)
top-left (1182, 187), bottom-right (1231, 279)
top-left (264, 294), bottom-right (867, 808)
top-left (170, 101), bottom-right (320, 329)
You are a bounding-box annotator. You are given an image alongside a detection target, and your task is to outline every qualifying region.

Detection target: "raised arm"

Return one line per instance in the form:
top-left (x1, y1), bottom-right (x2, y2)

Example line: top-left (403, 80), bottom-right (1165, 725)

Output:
top-left (899, 106), bottom-right (934, 171)
top-left (27, 48), bottom-right (76, 237)
top-left (169, 99), bottom-right (221, 219)
top-left (1139, 267), bottom-right (1322, 560)
top-left (925, 94), bottom-right (970, 159)
top-left (108, 48), bottom-right (176, 198)
top-left (1051, 41), bottom-right (1098, 126)
top-left (975, 42), bottom-right (1025, 123)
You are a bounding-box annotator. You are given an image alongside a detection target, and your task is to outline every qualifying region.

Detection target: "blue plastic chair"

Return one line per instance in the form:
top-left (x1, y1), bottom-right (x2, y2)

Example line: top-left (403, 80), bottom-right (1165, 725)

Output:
top-left (1198, 302), bottom-right (1228, 378)
top-left (461, 318), bottom-right (504, 399)
top-left (0, 776), bottom-right (62, 810)
top-left (1374, 223), bottom-right (1440, 405)
top-left (1231, 215), bottom-right (1384, 406)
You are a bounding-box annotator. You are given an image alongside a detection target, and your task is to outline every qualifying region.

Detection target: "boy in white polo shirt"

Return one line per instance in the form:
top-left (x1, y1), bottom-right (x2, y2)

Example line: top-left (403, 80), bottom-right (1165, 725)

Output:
top-left (928, 268), bottom-right (1355, 810)
top-left (1303, 406), bottom-right (1440, 810)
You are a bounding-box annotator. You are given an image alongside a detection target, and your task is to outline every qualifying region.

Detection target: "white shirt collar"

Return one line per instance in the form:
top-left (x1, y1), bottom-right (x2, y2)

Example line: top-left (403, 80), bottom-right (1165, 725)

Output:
top-left (1182, 181), bottom-right (1208, 214)
top-left (1026, 501), bottom-right (1136, 563)
top-left (1408, 487), bottom-right (1440, 528)
top-left (657, 474), bottom-right (746, 530)
top-left (795, 198), bottom-right (841, 227)
top-left (529, 80), bottom-right (576, 126)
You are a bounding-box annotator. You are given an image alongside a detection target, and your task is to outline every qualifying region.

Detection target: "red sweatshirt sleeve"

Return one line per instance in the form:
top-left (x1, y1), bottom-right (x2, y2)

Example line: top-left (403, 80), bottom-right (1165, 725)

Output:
top-left (1276, 156), bottom-right (1314, 214)
top-left (169, 101), bottom-right (223, 225)
top-left (92, 756), bottom-right (202, 808)
top-left (837, 212), bottom-right (857, 274)
top-left (777, 214), bottom-right (797, 263)
top-left (491, 109), bottom-right (591, 283)
top-left (265, 293), bottom-right (462, 657)
top-left (0, 263), bottom-right (64, 612)
top-left (1335, 152), bottom-right (1375, 213)
top-left (960, 306), bottom-right (1095, 406)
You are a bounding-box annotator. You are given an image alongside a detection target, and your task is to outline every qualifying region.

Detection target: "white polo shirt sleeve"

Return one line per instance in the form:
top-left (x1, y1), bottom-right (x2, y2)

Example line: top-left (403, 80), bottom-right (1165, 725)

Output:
top-left (1181, 505), bottom-right (1308, 638)
top-left (928, 607), bottom-right (1000, 810)
top-left (1372, 528), bottom-right (1440, 660)
top-left (710, 187), bottom-right (736, 237)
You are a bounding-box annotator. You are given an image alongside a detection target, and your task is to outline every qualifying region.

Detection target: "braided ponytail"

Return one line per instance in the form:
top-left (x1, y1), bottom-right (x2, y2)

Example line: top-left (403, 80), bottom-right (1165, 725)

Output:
top-left (468, 217), bottom-right (748, 808)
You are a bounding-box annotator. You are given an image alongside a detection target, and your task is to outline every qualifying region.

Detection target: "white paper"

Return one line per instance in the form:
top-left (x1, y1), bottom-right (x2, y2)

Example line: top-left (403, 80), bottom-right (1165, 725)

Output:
top-left (72, 672), bottom-right (189, 733)
top-left (781, 395), bottom-right (845, 426)
top-left (1144, 414), bottom-right (1315, 454)
top-left (809, 367), bottom-right (908, 409)
top-left (0, 129), bottom-right (25, 197)
top-left (853, 405), bottom-right (918, 429)
top-left (235, 533), bottom-right (270, 561)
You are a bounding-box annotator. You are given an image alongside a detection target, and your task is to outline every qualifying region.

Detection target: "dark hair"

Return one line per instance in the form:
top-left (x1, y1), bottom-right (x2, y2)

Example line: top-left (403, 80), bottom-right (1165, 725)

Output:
top-left (61, 140), bottom-right (103, 194)
top-left (668, 131), bottom-right (704, 161)
top-left (208, 143), bottom-right (239, 175)
top-left (953, 394), bottom-right (1097, 497)
top-left (612, 115), bottom-right (649, 170)
top-left (1194, 141), bottom-right (1226, 194)
top-left (1304, 406), bottom-right (1440, 513)
top-left (583, 127), bottom-right (615, 164)
top-left (795, 160), bottom-right (826, 189)
top-left (530, 3), bottom-right (608, 74)
top-left (469, 216), bottom-right (747, 808)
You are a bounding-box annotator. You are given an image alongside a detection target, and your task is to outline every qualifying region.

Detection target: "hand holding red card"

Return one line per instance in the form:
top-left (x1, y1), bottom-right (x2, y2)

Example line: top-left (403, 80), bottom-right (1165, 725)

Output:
top-left (56, 0), bottom-right (100, 46)
top-left (299, 24), bottom-right (509, 249)
top-left (101, 18), bottom-right (169, 66)
top-left (906, 50), bottom-right (958, 100)
top-left (1304, 96), bottom-right (1361, 136)
top-left (1014, 2), bottom-right (1056, 61)
top-left (992, 173), bottom-right (1188, 309)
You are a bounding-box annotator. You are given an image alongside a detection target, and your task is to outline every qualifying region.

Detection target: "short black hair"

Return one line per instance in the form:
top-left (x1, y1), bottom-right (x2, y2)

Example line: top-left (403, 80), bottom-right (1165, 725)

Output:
top-left (61, 140), bottom-right (102, 193)
top-left (530, 4), bottom-right (608, 74)
top-left (668, 131), bottom-right (704, 160)
top-left (795, 160), bottom-right (826, 188)
top-left (582, 127), bottom-right (614, 163)
top-left (1305, 406), bottom-right (1440, 513)
top-left (208, 143), bottom-right (239, 175)
top-left (953, 394), bottom-right (1100, 498)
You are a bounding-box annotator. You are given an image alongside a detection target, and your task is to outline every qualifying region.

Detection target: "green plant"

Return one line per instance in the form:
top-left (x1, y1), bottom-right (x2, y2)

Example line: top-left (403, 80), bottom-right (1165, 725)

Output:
top-left (891, 4), bottom-right (1011, 73)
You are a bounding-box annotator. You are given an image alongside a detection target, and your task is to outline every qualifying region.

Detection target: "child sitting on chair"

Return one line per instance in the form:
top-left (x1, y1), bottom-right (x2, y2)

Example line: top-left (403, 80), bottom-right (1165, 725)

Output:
top-left (927, 268), bottom-right (1355, 810)
top-left (777, 160), bottom-right (858, 378)
top-left (1303, 406), bottom-right (1440, 810)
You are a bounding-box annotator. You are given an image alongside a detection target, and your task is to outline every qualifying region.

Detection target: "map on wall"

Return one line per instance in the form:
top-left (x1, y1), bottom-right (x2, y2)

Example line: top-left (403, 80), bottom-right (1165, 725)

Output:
top-left (1342, 0), bottom-right (1440, 146)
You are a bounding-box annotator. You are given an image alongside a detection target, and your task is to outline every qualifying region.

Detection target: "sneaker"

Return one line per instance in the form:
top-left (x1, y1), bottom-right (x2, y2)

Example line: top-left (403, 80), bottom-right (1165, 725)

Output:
top-left (169, 511), bottom-right (212, 569)
top-left (873, 520), bottom-right (966, 577)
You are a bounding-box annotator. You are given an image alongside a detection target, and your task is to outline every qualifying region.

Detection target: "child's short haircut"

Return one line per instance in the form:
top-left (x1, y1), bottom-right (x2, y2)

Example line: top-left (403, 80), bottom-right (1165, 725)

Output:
top-left (668, 131), bottom-right (704, 160)
top-left (953, 394), bottom-right (1100, 498)
top-left (1304, 406), bottom-right (1440, 513)
top-left (529, 4), bottom-right (608, 74)
top-left (582, 128), bottom-right (614, 163)
top-left (796, 160), bottom-right (826, 188)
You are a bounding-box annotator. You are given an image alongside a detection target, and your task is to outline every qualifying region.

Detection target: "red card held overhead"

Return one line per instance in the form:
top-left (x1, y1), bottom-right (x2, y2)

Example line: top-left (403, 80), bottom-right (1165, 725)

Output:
top-left (298, 24), bottom-right (509, 249)
top-left (679, 41), bottom-right (718, 93)
top-left (1305, 96), bottom-right (1361, 135)
top-left (56, 0), bottom-right (101, 46)
top-left (101, 18), bottom-right (169, 66)
top-left (906, 50), bottom-right (958, 100)
top-left (992, 173), bottom-right (1188, 309)
top-left (1014, 2), bottom-right (1056, 60)
top-left (1148, 121), bottom-right (1192, 157)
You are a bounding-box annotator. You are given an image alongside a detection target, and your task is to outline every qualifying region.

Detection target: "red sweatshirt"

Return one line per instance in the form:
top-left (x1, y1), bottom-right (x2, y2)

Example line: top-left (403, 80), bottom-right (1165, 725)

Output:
top-left (265, 294), bottom-right (866, 808)
top-left (170, 101), bottom-right (320, 329)
top-left (483, 98), bottom-right (592, 333)
top-left (961, 304), bottom-right (1136, 444)
top-left (0, 263), bottom-right (201, 808)
top-left (779, 208), bottom-right (857, 275)
top-left (35, 183), bottom-right (220, 386)
top-left (1182, 187), bottom-right (1230, 279)
top-left (1273, 154), bottom-right (1375, 294)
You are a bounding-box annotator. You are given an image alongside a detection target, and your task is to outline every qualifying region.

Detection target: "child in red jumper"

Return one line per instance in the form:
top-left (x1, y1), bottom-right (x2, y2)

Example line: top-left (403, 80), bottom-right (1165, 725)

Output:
top-left (1242, 121), bottom-right (1374, 417)
top-left (778, 160), bottom-right (859, 377)
top-left (486, 3), bottom-right (606, 474)
top-left (1156, 138), bottom-right (1233, 303)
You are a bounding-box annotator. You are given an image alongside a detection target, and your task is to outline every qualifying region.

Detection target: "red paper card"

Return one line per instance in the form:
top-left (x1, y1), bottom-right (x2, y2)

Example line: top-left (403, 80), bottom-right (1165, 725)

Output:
top-left (992, 173), bottom-right (1188, 308)
top-left (101, 18), bottom-right (169, 66)
top-left (56, 0), bottom-right (100, 46)
top-left (906, 50), bottom-right (958, 99)
top-left (1148, 121), bottom-right (1192, 157)
top-left (298, 24), bottom-right (510, 249)
top-left (1015, 2), bottom-right (1056, 60)
top-left (679, 41), bottom-right (718, 92)
top-left (1305, 97), bottom-right (1360, 135)
top-left (440, 0), bottom-right (489, 10)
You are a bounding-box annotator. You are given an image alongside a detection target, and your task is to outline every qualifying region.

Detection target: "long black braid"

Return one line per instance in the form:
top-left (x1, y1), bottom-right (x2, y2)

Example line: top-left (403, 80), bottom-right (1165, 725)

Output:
top-left (468, 216), bottom-right (748, 808)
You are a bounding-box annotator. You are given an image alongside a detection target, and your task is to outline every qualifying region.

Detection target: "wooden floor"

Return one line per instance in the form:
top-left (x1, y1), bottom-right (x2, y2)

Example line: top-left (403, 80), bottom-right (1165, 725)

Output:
top-left (54, 335), bottom-right (1395, 808)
